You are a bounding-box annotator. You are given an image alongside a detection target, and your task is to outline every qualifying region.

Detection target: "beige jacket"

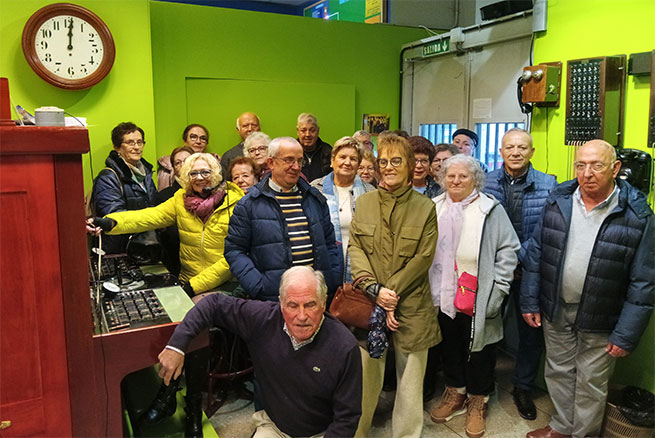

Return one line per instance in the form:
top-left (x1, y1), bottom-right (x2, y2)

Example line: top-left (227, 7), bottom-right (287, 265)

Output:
top-left (349, 185), bottom-right (440, 353)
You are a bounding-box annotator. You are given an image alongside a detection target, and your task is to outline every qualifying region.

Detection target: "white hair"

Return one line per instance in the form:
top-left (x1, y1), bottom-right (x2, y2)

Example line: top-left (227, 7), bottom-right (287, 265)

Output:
top-left (279, 266), bottom-right (327, 303)
top-left (438, 154), bottom-right (486, 192)
top-left (353, 130), bottom-right (370, 138)
top-left (268, 137), bottom-right (300, 158)
top-left (297, 113), bottom-right (318, 127)
top-left (243, 132), bottom-right (271, 157)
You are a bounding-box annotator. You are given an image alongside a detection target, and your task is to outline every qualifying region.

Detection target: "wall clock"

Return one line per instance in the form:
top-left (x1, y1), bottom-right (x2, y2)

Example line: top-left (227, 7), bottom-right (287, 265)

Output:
top-left (22, 3), bottom-right (115, 90)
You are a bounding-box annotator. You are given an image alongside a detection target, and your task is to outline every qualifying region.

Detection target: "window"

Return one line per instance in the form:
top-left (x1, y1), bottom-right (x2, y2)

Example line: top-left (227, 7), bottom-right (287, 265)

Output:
top-left (474, 122), bottom-right (525, 171)
top-left (419, 123), bottom-right (457, 145)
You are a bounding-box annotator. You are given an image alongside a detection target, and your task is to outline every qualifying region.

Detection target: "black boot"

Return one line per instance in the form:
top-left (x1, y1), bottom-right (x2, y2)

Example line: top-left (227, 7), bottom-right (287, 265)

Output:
top-left (184, 393), bottom-right (203, 438)
top-left (140, 377), bottom-right (180, 426)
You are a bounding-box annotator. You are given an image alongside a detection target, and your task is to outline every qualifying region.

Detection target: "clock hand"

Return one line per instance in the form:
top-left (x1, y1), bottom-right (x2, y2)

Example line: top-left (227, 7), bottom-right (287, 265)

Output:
top-left (67, 17), bottom-right (73, 50)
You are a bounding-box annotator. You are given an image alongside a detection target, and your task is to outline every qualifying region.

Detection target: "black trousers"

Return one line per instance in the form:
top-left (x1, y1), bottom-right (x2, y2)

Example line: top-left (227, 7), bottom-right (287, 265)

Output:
top-left (438, 311), bottom-right (496, 395)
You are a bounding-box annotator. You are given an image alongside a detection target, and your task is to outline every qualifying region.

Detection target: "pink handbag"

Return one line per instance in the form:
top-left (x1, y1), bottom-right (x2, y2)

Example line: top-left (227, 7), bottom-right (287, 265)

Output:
top-left (454, 271), bottom-right (478, 316)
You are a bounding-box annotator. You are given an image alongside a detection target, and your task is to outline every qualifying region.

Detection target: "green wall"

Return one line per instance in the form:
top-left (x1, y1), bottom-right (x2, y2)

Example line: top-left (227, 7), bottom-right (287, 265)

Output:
top-left (149, 1), bottom-right (427, 158)
top-left (0, 0), bottom-right (157, 189)
top-left (531, 0), bottom-right (655, 391)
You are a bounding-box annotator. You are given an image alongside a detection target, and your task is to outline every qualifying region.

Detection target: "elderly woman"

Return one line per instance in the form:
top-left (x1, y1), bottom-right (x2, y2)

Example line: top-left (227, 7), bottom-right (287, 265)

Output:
top-left (228, 156), bottom-right (259, 193)
top-left (157, 123), bottom-right (212, 190)
top-left (349, 134), bottom-right (440, 438)
top-left (428, 154), bottom-right (519, 438)
top-left (311, 136), bottom-right (375, 275)
top-left (357, 149), bottom-right (378, 187)
top-left (243, 131), bottom-right (271, 174)
top-left (91, 122), bottom-right (157, 254)
top-left (408, 136), bottom-right (440, 198)
top-left (87, 153), bottom-right (244, 437)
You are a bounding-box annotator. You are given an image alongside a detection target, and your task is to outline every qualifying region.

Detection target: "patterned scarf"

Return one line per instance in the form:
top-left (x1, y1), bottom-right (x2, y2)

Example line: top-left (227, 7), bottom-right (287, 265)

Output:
top-left (183, 184), bottom-right (226, 223)
top-left (429, 189), bottom-right (479, 319)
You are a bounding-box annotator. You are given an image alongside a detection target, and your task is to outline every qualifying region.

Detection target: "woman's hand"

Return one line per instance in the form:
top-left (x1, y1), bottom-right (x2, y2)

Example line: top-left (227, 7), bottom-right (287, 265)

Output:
top-left (86, 216), bottom-right (115, 235)
top-left (386, 310), bottom-right (399, 331)
top-left (376, 287), bottom-right (398, 311)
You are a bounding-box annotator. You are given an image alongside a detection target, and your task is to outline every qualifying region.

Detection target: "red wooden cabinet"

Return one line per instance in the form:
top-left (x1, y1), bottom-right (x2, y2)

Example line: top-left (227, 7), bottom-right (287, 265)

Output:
top-left (0, 126), bottom-right (96, 437)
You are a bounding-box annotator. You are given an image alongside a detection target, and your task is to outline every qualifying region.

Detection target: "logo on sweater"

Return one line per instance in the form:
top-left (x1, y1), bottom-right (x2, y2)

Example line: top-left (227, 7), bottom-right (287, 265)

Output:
top-left (313, 366), bottom-right (321, 372)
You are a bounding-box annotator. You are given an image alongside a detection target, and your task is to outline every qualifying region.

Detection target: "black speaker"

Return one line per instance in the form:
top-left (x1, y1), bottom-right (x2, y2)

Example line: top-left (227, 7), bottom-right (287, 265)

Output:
top-left (480, 0), bottom-right (533, 21)
top-left (617, 148), bottom-right (652, 194)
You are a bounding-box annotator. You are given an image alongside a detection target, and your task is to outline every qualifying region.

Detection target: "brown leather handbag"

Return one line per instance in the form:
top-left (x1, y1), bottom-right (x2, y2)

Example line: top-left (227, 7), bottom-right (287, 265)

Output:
top-left (329, 276), bottom-right (375, 329)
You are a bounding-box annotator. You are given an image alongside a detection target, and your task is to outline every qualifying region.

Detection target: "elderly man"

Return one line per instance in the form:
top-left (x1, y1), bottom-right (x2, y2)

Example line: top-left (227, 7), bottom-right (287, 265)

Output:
top-left (452, 128), bottom-right (489, 172)
top-left (483, 128), bottom-right (557, 420)
top-left (225, 137), bottom-right (343, 302)
top-left (296, 113), bottom-right (332, 182)
top-left (353, 129), bottom-right (374, 151)
top-left (158, 266), bottom-right (362, 438)
top-left (521, 140), bottom-right (654, 438)
top-left (221, 112), bottom-right (261, 175)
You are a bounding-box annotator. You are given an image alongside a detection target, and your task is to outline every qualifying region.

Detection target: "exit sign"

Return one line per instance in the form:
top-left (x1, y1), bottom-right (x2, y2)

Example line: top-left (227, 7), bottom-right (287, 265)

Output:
top-left (422, 39), bottom-right (450, 57)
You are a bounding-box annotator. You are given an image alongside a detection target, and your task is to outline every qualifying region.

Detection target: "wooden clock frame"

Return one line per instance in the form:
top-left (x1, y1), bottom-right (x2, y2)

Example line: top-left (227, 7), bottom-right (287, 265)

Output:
top-left (21, 3), bottom-right (116, 90)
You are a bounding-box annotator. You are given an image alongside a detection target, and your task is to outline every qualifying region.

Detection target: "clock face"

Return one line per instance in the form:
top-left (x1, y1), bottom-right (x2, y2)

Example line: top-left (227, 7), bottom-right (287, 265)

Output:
top-left (34, 15), bottom-right (104, 80)
top-left (22, 3), bottom-right (115, 90)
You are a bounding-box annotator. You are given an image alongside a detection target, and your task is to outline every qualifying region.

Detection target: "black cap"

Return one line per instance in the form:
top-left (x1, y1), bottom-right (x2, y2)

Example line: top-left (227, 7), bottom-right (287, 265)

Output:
top-left (452, 128), bottom-right (478, 147)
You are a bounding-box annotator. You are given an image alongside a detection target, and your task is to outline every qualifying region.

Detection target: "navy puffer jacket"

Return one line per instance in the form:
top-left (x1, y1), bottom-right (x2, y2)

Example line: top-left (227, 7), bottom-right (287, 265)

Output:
top-left (484, 164), bottom-right (557, 245)
top-left (91, 150), bottom-right (157, 253)
top-left (520, 178), bottom-right (655, 351)
top-left (225, 174), bottom-right (343, 302)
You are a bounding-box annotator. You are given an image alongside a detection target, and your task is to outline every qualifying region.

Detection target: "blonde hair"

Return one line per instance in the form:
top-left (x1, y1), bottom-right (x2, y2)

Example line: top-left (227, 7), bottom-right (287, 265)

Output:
top-left (377, 134), bottom-right (415, 184)
top-left (178, 153), bottom-right (222, 191)
top-left (332, 136), bottom-right (363, 163)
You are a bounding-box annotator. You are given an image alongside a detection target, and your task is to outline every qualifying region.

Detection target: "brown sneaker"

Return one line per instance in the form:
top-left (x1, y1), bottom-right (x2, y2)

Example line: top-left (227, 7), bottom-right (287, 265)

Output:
top-left (465, 395), bottom-right (488, 438)
top-left (430, 387), bottom-right (467, 423)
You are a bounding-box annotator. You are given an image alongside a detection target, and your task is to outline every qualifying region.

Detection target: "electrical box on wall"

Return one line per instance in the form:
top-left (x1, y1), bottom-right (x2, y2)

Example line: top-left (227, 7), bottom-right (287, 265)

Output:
top-left (521, 62), bottom-right (562, 106)
top-left (565, 55), bottom-right (626, 147)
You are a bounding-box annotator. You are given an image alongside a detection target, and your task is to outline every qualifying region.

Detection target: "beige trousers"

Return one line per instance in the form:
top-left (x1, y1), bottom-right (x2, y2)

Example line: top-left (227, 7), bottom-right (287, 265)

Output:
top-left (252, 410), bottom-right (325, 438)
top-left (355, 346), bottom-right (428, 438)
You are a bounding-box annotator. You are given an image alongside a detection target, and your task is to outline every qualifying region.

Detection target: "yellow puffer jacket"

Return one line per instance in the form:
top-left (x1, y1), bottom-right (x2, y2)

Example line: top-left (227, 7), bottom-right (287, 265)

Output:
top-left (106, 182), bottom-right (244, 293)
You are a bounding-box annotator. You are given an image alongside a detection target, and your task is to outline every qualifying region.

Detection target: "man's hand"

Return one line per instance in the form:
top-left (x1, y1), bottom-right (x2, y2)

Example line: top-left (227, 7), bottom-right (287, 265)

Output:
top-left (158, 348), bottom-right (184, 385)
top-left (606, 342), bottom-right (630, 358)
top-left (376, 287), bottom-right (398, 311)
top-left (522, 312), bottom-right (541, 328)
top-left (386, 310), bottom-right (399, 331)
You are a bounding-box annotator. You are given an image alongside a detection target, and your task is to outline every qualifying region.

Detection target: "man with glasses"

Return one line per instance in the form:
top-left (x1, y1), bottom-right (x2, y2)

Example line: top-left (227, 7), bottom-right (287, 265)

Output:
top-left (297, 113), bottom-right (333, 182)
top-left (353, 130), bottom-right (374, 152)
top-left (225, 137), bottom-right (343, 303)
top-left (483, 128), bottom-right (557, 420)
top-left (221, 112), bottom-right (261, 176)
top-left (91, 121), bottom-right (157, 254)
top-left (521, 140), bottom-right (654, 438)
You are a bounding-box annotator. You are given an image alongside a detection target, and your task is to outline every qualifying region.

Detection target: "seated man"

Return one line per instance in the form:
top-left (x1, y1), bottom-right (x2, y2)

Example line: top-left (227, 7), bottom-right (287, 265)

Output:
top-left (225, 137), bottom-right (343, 302)
top-left (158, 266), bottom-right (363, 438)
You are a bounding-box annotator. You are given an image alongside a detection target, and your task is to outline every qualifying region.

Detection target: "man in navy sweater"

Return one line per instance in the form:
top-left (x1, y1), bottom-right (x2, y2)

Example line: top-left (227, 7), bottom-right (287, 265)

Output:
top-left (158, 266), bottom-right (362, 438)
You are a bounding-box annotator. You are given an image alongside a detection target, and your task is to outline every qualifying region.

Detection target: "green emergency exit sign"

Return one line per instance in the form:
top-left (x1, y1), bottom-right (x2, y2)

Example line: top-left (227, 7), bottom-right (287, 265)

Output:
top-left (422, 39), bottom-right (450, 57)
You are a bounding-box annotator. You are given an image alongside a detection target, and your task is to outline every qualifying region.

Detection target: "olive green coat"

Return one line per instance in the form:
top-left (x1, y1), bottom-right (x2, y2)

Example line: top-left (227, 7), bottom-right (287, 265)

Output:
top-left (349, 185), bottom-right (441, 353)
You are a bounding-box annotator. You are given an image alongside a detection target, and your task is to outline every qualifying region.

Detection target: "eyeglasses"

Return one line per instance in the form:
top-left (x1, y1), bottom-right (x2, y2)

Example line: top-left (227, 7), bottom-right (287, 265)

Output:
top-left (574, 161), bottom-right (611, 173)
top-left (358, 165), bottom-right (375, 173)
top-left (122, 140), bottom-right (145, 147)
top-left (415, 158), bottom-right (430, 166)
top-left (247, 145), bottom-right (268, 155)
top-left (273, 156), bottom-right (304, 167)
top-left (377, 157), bottom-right (403, 168)
top-left (189, 169), bottom-right (212, 179)
top-left (189, 133), bottom-right (208, 143)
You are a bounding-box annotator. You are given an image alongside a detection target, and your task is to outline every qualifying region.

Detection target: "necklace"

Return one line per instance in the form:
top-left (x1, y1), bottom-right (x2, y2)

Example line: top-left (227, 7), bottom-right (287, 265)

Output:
top-left (304, 148), bottom-right (319, 166)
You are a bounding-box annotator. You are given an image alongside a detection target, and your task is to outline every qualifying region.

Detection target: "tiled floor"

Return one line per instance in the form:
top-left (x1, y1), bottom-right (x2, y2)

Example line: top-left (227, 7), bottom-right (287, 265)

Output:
top-left (208, 351), bottom-right (555, 437)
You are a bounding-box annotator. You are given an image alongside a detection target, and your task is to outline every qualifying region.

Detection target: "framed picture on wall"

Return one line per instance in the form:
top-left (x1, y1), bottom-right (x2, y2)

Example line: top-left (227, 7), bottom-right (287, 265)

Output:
top-left (363, 113), bottom-right (389, 135)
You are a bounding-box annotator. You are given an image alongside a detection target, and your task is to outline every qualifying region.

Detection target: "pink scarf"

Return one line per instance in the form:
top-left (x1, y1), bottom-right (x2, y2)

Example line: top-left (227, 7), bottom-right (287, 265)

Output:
top-left (183, 185), bottom-right (226, 223)
top-left (429, 189), bottom-right (479, 318)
